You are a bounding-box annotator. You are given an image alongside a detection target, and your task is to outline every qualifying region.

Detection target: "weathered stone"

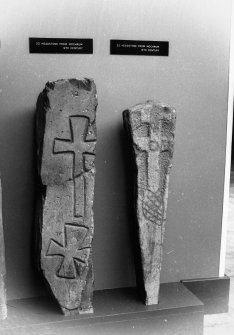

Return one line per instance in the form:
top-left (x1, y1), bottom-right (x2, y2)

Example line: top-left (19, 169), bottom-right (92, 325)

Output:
top-left (36, 78), bottom-right (97, 316)
top-left (0, 177), bottom-right (7, 319)
top-left (123, 101), bottom-right (176, 305)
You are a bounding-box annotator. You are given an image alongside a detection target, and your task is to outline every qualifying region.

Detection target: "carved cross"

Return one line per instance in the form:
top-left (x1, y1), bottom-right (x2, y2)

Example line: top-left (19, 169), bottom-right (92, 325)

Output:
top-left (54, 117), bottom-right (96, 177)
top-left (134, 122), bottom-right (161, 193)
top-left (47, 224), bottom-right (91, 279)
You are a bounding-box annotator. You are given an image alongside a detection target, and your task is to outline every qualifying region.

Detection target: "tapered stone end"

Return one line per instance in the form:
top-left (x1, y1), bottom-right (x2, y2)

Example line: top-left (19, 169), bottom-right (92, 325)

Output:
top-left (62, 306), bottom-right (94, 317)
top-left (145, 281), bottom-right (160, 305)
top-left (123, 100), bottom-right (176, 306)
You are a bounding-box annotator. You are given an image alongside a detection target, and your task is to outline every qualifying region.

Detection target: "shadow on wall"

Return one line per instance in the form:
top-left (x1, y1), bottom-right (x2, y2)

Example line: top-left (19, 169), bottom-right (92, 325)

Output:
top-left (0, 107), bottom-right (47, 299)
top-left (93, 119), bottom-right (136, 290)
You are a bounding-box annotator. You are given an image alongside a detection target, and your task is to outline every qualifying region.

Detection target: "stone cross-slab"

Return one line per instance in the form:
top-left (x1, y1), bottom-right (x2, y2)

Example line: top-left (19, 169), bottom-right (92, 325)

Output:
top-left (36, 78), bottom-right (97, 316)
top-left (0, 177), bottom-right (7, 319)
top-left (123, 101), bottom-right (176, 305)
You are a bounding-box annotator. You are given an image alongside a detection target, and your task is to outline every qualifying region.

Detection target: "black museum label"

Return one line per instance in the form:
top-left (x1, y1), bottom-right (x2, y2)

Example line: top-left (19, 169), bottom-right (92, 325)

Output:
top-left (110, 40), bottom-right (169, 56)
top-left (29, 38), bottom-right (93, 54)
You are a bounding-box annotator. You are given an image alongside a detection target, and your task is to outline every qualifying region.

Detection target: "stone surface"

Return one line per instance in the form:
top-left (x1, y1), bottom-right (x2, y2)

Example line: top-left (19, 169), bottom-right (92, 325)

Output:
top-left (123, 101), bottom-right (176, 305)
top-left (36, 78), bottom-right (97, 316)
top-left (0, 177), bottom-right (7, 319)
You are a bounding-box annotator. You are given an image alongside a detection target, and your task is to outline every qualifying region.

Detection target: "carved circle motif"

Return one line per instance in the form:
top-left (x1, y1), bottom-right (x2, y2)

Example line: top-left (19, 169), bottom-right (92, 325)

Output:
top-left (149, 140), bottom-right (158, 151)
top-left (142, 189), bottom-right (164, 225)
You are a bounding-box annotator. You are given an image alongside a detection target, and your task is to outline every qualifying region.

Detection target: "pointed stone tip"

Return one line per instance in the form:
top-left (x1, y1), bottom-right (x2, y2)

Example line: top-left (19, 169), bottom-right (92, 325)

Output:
top-left (145, 295), bottom-right (159, 305)
top-left (61, 306), bottom-right (94, 316)
top-left (79, 307), bottom-right (94, 314)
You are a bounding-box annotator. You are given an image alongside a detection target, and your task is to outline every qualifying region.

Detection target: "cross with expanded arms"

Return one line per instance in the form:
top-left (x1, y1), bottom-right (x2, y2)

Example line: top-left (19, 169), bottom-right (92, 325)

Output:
top-left (47, 224), bottom-right (90, 279)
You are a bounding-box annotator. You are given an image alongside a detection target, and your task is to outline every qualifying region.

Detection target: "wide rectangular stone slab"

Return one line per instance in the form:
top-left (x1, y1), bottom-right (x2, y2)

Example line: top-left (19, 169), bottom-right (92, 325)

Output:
top-left (36, 78), bottom-right (97, 316)
top-left (0, 177), bottom-right (7, 319)
top-left (123, 101), bottom-right (176, 305)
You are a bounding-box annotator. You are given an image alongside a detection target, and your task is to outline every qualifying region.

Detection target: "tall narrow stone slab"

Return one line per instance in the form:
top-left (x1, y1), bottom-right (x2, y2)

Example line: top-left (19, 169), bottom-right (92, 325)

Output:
top-left (36, 79), bottom-right (97, 315)
top-left (123, 101), bottom-right (176, 305)
top-left (0, 177), bottom-right (7, 319)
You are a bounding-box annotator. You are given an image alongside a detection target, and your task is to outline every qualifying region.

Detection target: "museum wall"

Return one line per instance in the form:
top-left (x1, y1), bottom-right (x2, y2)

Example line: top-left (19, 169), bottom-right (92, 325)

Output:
top-left (0, 0), bottom-right (231, 300)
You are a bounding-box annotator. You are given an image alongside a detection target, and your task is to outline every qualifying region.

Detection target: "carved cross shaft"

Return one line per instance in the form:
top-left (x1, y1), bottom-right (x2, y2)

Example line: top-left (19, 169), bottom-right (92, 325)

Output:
top-left (134, 125), bottom-right (161, 193)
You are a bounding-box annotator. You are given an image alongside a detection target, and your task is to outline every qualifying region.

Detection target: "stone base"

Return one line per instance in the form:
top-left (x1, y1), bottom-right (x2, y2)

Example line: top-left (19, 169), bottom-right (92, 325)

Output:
top-left (1, 283), bottom-right (204, 335)
top-left (182, 275), bottom-right (230, 314)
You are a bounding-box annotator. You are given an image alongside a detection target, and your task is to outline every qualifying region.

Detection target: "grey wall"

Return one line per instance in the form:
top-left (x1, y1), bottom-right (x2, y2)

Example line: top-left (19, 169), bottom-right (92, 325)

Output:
top-left (0, 0), bottom-right (231, 300)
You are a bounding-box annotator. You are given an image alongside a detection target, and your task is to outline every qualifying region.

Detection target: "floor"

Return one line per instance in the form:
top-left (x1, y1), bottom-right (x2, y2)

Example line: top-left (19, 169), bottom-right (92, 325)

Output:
top-left (1, 173), bottom-right (234, 335)
top-left (204, 170), bottom-right (234, 334)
